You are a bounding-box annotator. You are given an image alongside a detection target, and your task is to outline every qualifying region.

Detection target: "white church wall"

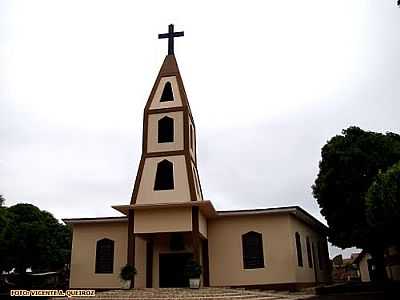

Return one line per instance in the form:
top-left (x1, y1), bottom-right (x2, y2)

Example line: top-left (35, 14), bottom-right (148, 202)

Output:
top-left (69, 221), bottom-right (128, 289)
top-left (208, 214), bottom-right (296, 286)
top-left (199, 211), bottom-right (207, 238)
top-left (289, 215), bottom-right (330, 283)
top-left (134, 236), bottom-right (147, 288)
top-left (134, 207), bottom-right (192, 234)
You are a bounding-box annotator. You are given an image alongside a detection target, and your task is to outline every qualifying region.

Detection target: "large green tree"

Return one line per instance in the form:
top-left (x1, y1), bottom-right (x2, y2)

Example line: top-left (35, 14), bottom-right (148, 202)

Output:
top-left (0, 203), bottom-right (71, 274)
top-left (312, 126), bottom-right (400, 280)
top-left (366, 161), bottom-right (400, 248)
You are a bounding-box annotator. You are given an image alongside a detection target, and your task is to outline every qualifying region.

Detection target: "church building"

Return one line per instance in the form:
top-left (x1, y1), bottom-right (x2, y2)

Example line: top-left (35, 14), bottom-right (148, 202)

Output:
top-left (63, 25), bottom-right (331, 290)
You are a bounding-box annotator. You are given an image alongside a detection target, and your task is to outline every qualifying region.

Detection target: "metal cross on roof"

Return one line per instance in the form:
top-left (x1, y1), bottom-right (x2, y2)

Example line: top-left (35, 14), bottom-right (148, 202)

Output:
top-left (158, 24), bottom-right (184, 55)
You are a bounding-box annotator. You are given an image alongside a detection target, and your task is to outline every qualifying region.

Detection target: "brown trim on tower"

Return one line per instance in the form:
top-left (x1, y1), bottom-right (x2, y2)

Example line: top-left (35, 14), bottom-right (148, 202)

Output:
top-left (127, 209), bottom-right (135, 288)
top-left (191, 206), bottom-right (200, 263)
top-left (142, 112), bottom-right (149, 154)
top-left (147, 107), bottom-right (185, 114)
top-left (184, 110), bottom-right (197, 202)
top-left (130, 157), bottom-right (145, 204)
top-left (144, 74), bottom-right (162, 112)
top-left (146, 239), bottom-right (154, 288)
top-left (144, 150), bottom-right (185, 158)
top-left (201, 239), bottom-right (210, 287)
top-left (193, 164), bottom-right (204, 200)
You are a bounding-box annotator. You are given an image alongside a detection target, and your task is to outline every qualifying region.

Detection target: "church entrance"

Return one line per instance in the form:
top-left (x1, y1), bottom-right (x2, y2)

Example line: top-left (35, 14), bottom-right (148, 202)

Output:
top-left (159, 253), bottom-right (192, 287)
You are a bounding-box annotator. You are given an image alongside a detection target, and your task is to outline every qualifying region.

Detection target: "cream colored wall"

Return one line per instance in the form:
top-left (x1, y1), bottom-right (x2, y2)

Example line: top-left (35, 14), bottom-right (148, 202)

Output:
top-left (147, 111), bottom-right (184, 153)
top-left (208, 214), bottom-right (296, 286)
top-left (134, 236), bottom-right (147, 288)
top-left (199, 211), bottom-right (207, 238)
top-left (289, 216), bottom-right (330, 283)
top-left (136, 155), bottom-right (190, 204)
top-left (149, 76), bottom-right (183, 110)
top-left (134, 207), bottom-right (192, 234)
top-left (69, 222), bottom-right (127, 289)
top-left (359, 253), bottom-right (371, 282)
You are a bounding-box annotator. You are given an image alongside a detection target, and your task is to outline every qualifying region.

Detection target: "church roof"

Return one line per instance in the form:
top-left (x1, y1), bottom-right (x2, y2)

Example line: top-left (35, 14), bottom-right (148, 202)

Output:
top-left (217, 205), bottom-right (328, 233)
top-left (62, 216), bottom-right (127, 224)
top-left (64, 204), bottom-right (326, 233)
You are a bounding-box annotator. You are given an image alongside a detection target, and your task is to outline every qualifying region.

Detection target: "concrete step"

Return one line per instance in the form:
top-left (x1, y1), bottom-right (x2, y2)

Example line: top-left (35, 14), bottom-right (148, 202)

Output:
top-left (51, 287), bottom-right (312, 300)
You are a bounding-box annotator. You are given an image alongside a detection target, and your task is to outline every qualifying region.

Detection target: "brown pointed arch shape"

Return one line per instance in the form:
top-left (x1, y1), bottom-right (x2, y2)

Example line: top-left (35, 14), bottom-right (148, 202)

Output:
top-left (158, 116), bottom-right (174, 143)
top-left (154, 159), bottom-right (174, 190)
top-left (160, 81), bottom-right (174, 102)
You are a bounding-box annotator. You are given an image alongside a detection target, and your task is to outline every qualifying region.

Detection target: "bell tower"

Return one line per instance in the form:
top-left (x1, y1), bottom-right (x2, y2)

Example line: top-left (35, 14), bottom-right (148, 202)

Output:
top-left (130, 25), bottom-right (203, 205)
top-left (111, 25), bottom-right (213, 289)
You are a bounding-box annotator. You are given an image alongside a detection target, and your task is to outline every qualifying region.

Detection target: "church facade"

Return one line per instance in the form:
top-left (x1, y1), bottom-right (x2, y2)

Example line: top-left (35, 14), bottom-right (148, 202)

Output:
top-left (64, 28), bottom-right (331, 290)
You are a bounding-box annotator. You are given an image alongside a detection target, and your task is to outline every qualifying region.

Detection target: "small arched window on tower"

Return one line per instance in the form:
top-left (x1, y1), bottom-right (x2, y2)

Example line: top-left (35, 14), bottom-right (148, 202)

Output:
top-left (95, 238), bottom-right (114, 273)
top-left (158, 116), bottom-right (174, 143)
top-left (154, 159), bottom-right (174, 190)
top-left (160, 82), bottom-right (174, 102)
top-left (306, 236), bottom-right (313, 268)
top-left (295, 232), bottom-right (303, 267)
top-left (242, 231), bottom-right (264, 269)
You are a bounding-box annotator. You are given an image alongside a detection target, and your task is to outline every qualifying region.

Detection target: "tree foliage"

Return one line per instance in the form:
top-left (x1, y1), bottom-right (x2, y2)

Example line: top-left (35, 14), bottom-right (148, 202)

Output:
top-left (0, 198), bottom-right (8, 272)
top-left (366, 161), bottom-right (400, 247)
top-left (312, 126), bottom-right (400, 250)
top-left (0, 203), bottom-right (71, 274)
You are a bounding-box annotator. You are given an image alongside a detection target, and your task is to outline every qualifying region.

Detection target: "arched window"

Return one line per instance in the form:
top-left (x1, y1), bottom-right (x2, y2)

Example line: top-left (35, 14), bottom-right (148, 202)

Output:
top-left (158, 116), bottom-right (174, 143)
top-left (306, 236), bottom-right (313, 268)
top-left (95, 238), bottom-right (114, 273)
top-left (160, 82), bottom-right (174, 102)
top-left (154, 160), bottom-right (174, 190)
top-left (242, 231), bottom-right (264, 269)
top-left (295, 232), bottom-right (303, 267)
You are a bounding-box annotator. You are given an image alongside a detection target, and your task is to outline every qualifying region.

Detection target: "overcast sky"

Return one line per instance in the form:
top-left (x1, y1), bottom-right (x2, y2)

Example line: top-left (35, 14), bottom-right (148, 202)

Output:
top-left (1, 1), bottom-right (399, 258)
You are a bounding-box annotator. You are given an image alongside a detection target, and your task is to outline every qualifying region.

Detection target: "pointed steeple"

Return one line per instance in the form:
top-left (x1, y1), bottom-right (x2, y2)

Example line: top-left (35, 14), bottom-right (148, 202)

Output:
top-left (130, 50), bottom-right (202, 205)
top-left (144, 54), bottom-right (193, 118)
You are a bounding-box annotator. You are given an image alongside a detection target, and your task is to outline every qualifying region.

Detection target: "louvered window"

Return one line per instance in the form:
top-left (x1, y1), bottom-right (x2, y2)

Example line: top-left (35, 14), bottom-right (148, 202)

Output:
top-left (95, 238), bottom-right (114, 273)
top-left (242, 231), bottom-right (264, 269)
top-left (295, 232), bottom-right (303, 267)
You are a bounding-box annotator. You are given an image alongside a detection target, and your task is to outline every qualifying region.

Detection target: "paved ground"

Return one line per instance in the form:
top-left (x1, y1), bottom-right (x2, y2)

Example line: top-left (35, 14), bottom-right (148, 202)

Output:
top-left (53, 287), bottom-right (315, 300)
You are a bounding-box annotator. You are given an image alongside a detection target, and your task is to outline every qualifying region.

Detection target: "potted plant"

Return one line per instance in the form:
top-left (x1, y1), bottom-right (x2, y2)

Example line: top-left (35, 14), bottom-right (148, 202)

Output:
top-left (119, 264), bottom-right (136, 289)
top-left (184, 259), bottom-right (202, 289)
